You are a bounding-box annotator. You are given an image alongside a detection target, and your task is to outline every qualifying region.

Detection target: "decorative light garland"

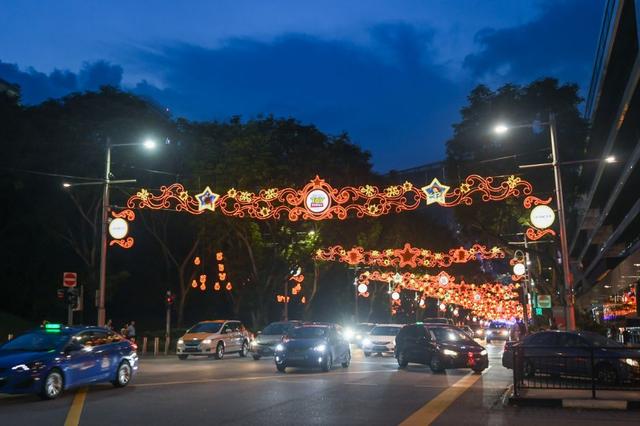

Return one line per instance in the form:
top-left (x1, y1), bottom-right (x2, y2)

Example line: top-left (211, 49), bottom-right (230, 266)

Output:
top-left (109, 209), bottom-right (135, 248)
top-left (316, 243), bottom-right (504, 268)
top-left (127, 174), bottom-right (534, 221)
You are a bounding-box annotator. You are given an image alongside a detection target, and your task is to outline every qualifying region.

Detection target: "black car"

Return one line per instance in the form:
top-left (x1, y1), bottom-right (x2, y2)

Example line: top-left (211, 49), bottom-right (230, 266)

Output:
top-left (395, 323), bottom-right (488, 373)
top-left (274, 324), bottom-right (350, 372)
top-left (502, 330), bottom-right (640, 384)
top-left (250, 321), bottom-right (302, 360)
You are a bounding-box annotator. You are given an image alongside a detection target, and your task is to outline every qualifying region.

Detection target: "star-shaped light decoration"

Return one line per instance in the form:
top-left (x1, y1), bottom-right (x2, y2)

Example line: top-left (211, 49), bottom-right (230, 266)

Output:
top-left (421, 178), bottom-right (450, 205)
top-left (395, 243), bottom-right (420, 268)
top-left (196, 186), bottom-right (220, 211)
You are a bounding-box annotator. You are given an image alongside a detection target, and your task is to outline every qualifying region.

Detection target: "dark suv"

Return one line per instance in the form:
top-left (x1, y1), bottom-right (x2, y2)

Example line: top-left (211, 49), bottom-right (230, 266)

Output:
top-left (395, 323), bottom-right (488, 373)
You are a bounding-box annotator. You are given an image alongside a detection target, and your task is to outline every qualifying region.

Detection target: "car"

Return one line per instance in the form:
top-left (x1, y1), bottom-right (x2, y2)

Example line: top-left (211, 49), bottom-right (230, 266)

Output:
top-left (0, 324), bottom-right (138, 400)
top-left (394, 323), bottom-right (488, 373)
top-left (274, 324), bottom-right (350, 372)
top-left (423, 318), bottom-right (454, 325)
top-left (250, 321), bottom-right (303, 360)
top-left (502, 330), bottom-right (640, 385)
top-left (362, 324), bottom-right (403, 356)
top-left (344, 323), bottom-right (376, 347)
top-left (485, 321), bottom-right (511, 343)
top-left (177, 320), bottom-right (251, 360)
top-left (460, 326), bottom-right (475, 338)
top-left (473, 327), bottom-right (485, 339)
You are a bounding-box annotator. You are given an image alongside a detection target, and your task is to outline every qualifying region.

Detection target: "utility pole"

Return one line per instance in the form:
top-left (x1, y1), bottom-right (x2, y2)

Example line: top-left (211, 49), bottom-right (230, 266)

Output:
top-left (354, 266), bottom-right (359, 323)
top-left (97, 142), bottom-right (111, 327)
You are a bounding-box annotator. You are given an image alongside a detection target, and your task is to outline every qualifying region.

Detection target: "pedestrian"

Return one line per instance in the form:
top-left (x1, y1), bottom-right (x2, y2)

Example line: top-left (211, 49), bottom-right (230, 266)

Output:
top-left (121, 323), bottom-right (129, 337)
top-left (517, 320), bottom-right (526, 340)
top-left (105, 319), bottom-right (113, 331)
top-left (127, 321), bottom-right (136, 343)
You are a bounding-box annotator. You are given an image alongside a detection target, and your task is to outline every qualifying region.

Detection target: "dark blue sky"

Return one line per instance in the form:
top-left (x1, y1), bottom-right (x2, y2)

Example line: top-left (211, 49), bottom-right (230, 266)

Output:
top-left (0, 0), bottom-right (603, 171)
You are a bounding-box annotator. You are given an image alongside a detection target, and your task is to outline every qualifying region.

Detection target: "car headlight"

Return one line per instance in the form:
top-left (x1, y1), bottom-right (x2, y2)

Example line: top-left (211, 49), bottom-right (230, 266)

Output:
top-left (202, 339), bottom-right (212, 344)
top-left (275, 344), bottom-right (285, 352)
top-left (443, 349), bottom-right (458, 357)
top-left (250, 340), bottom-right (258, 347)
top-left (362, 338), bottom-right (372, 347)
top-left (313, 344), bottom-right (327, 352)
top-left (501, 330), bottom-right (508, 336)
top-left (344, 328), bottom-right (354, 339)
top-left (476, 329), bottom-right (484, 335)
top-left (177, 339), bottom-right (184, 345)
top-left (480, 350), bottom-right (487, 356)
top-left (625, 358), bottom-right (639, 367)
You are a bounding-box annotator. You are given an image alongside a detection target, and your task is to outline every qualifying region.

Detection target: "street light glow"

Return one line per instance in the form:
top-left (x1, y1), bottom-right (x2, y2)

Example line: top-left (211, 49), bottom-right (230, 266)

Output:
top-left (62, 182), bottom-right (71, 188)
top-left (494, 124), bottom-right (509, 134)
top-left (605, 155), bottom-right (616, 163)
top-left (143, 139), bottom-right (157, 150)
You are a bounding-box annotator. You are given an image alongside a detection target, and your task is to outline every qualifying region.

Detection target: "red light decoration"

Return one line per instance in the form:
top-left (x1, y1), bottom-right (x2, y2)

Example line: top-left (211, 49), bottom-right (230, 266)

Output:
top-left (359, 270), bottom-right (523, 321)
top-left (316, 243), bottom-right (505, 268)
top-left (127, 175), bottom-right (534, 221)
top-left (109, 237), bottom-right (134, 249)
top-left (524, 196), bottom-right (557, 241)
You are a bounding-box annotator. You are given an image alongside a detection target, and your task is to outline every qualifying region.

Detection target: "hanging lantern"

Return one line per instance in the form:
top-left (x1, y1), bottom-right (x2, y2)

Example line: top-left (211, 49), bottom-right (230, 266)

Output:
top-left (199, 274), bottom-right (207, 284)
top-left (199, 283), bottom-right (206, 291)
top-left (358, 283), bottom-right (368, 294)
top-left (191, 279), bottom-right (198, 288)
top-left (226, 282), bottom-right (232, 291)
top-left (214, 282), bottom-right (221, 291)
top-left (194, 256), bottom-right (201, 266)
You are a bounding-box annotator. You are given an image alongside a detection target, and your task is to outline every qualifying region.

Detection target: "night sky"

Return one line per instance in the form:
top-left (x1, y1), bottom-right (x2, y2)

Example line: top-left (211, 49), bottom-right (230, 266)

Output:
top-left (0, 0), bottom-right (603, 171)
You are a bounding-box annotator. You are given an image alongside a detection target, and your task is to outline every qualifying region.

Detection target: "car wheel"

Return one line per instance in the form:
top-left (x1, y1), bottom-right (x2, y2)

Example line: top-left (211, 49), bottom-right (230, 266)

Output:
top-left (523, 360), bottom-right (535, 378)
top-left (430, 356), bottom-right (444, 373)
top-left (239, 341), bottom-right (248, 357)
top-left (112, 361), bottom-right (132, 388)
top-left (321, 354), bottom-right (333, 372)
top-left (214, 342), bottom-right (225, 360)
top-left (252, 354), bottom-right (261, 361)
top-left (472, 366), bottom-right (486, 374)
top-left (364, 351), bottom-right (371, 357)
top-left (39, 369), bottom-right (64, 400)
top-left (178, 355), bottom-right (188, 360)
top-left (341, 351), bottom-right (351, 368)
top-left (276, 363), bottom-right (286, 373)
top-left (397, 351), bottom-right (408, 368)
top-left (596, 363), bottom-right (618, 385)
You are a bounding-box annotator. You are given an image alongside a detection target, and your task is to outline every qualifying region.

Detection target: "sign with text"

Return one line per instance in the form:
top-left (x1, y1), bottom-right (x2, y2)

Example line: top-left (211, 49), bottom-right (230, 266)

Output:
top-left (537, 294), bottom-right (551, 309)
top-left (63, 272), bottom-right (77, 288)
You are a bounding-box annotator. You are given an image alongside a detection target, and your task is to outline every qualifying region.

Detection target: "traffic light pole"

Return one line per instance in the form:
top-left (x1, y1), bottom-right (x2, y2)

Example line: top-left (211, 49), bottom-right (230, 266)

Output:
top-left (165, 290), bottom-right (172, 338)
top-left (67, 302), bottom-right (73, 326)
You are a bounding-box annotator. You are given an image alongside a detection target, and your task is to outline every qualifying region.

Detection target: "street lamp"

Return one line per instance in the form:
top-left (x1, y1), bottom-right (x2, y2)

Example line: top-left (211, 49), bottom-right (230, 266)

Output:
top-left (495, 117), bottom-right (617, 331)
top-left (97, 138), bottom-right (157, 326)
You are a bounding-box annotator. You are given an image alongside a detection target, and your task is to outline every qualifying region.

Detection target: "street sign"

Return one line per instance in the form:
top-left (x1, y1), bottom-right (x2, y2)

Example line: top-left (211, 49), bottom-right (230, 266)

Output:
top-left (63, 272), bottom-right (77, 288)
top-left (537, 294), bottom-right (552, 308)
top-left (535, 307), bottom-right (543, 315)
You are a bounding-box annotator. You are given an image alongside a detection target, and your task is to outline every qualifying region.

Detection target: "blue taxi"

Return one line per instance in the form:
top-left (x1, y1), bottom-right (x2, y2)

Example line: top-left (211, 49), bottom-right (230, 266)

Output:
top-left (0, 324), bottom-right (138, 399)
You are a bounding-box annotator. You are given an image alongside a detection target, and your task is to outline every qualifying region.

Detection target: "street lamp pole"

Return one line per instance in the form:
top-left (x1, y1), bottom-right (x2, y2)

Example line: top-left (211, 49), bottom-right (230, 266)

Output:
top-left (97, 143), bottom-right (111, 327)
top-left (548, 114), bottom-right (576, 330)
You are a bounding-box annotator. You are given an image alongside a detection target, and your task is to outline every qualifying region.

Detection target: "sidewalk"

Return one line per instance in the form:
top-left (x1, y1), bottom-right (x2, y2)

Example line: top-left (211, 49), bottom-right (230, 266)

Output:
top-left (508, 386), bottom-right (640, 410)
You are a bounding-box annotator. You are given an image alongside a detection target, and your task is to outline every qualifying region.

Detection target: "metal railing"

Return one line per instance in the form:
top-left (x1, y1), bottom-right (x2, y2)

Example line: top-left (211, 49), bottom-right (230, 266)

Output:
top-left (511, 344), bottom-right (640, 398)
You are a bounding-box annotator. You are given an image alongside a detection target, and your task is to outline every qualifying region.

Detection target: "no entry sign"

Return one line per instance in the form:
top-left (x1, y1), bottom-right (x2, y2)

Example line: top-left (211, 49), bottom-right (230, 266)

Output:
top-left (63, 272), bottom-right (77, 288)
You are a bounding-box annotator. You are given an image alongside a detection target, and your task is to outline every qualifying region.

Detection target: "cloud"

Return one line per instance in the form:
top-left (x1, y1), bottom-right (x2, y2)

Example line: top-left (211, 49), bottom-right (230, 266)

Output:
top-left (463, 0), bottom-right (603, 89)
top-left (127, 24), bottom-right (464, 170)
top-left (0, 60), bottom-right (123, 104)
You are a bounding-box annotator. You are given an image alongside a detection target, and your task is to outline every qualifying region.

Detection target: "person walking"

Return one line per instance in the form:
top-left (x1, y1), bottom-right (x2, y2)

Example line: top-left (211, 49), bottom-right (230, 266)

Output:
top-left (127, 321), bottom-right (136, 343)
top-left (105, 319), bottom-right (113, 331)
top-left (121, 323), bottom-right (129, 337)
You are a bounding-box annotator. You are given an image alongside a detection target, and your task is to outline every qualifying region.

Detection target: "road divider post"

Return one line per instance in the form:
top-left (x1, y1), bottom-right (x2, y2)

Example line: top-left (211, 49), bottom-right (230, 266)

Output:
top-left (153, 337), bottom-right (159, 356)
top-left (142, 336), bottom-right (148, 356)
top-left (164, 336), bottom-right (170, 355)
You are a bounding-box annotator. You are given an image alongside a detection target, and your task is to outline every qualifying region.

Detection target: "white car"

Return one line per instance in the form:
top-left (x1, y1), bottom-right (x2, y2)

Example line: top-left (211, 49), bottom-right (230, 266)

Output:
top-left (362, 324), bottom-right (403, 356)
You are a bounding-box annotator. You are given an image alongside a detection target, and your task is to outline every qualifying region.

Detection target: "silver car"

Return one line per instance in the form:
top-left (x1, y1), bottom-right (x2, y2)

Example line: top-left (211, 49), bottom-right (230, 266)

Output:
top-left (177, 320), bottom-right (251, 360)
top-left (250, 321), bottom-right (302, 360)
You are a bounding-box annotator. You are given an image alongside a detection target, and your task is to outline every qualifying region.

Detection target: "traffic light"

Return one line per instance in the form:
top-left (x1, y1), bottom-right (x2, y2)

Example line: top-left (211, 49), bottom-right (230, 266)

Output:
top-left (165, 291), bottom-right (175, 307)
top-left (65, 288), bottom-right (79, 310)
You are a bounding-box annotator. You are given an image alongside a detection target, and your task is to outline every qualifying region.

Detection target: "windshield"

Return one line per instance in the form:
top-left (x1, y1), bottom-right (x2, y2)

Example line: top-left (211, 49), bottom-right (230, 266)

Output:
top-left (370, 326), bottom-right (401, 336)
top-left (430, 327), bottom-right (471, 342)
top-left (290, 327), bottom-right (327, 339)
top-left (1, 331), bottom-right (69, 352)
top-left (356, 324), bottom-right (375, 332)
top-left (262, 323), bottom-right (296, 335)
top-left (188, 323), bottom-right (223, 334)
top-left (488, 322), bottom-right (508, 329)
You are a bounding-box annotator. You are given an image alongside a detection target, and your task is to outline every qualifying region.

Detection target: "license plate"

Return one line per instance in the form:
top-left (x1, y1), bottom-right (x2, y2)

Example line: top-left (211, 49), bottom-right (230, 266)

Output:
top-left (184, 348), bottom-right (199, 352)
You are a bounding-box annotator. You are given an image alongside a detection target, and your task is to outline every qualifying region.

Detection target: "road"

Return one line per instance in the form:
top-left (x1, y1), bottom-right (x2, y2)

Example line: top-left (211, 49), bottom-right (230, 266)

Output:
top-left (1, 342), bottom-right (637, 425)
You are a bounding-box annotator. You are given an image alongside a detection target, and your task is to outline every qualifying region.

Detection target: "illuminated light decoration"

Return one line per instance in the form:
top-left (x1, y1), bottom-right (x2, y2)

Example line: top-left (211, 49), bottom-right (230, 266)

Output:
top-left (226, 282), bottom-right (233, 291)
top-left (512, 263), bottom-right (526, 276)
top-left (301, 296), bottom-right (307, 304)
top-left (276, 295), bottom-right (291, 303)
top-left (453, 308), bottom-right (459, 317)
top-left (194, 257), bottom-right (201, 266)
top-left (109, 209), bottom-right (135, 249)
top-left (199, 274), bottom-right (207, 284)
top-left (358, 283), bottom-right (368, 294)
top-left (195, 186), bottom-right (220, 211)
top-left (509, 256), bottom-right (526, 282)
top-left (421, 178), bottom-right (450, 205)
top-left (200, 283), bottom-right (206, 291)
top-left (391, 291), bottom-right (400, 301)
top-left (419, 298), bottom-right (426, 308)
top-left (530, 205), bottom-right (555, 229)
top-left (437, 271), bottom-right (452, 286)
top-left (315, 244), bottom-right (505, 268)
top-left (526, 227), bottom-right (556, 241)
top-left (191, 280), bottom-right (198, 288)
top-left (214, 282), bottom-right (221, 291)
top-left (127, 175), bottom-right (534, 221)
top-left (358, 270), bottom-right (523, 321)
top-left (439, 303), bottom-right (446, 311)
top-left (216, 252), bottom-right (224, 261)
top-left (290, 274), bottom-right (305, 284)
top-left (523, 196), bottom-right (557, 241)
top-left (218, 264), bottom-right (225, 272)
top-left (219, 273), bottom-right (227, 281)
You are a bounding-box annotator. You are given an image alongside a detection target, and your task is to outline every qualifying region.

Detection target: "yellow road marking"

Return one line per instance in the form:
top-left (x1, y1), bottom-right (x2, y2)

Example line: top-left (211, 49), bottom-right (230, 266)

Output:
top-left (64, 387), bottom-right (88, 426)
top-left (399, 371), bottom-right (485, 426)
top-left (134, 368), bottom-right (393, 388)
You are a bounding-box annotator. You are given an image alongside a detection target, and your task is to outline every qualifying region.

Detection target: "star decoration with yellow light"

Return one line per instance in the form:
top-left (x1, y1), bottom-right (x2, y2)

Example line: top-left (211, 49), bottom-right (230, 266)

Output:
top-left (196, 186), bottom-right (220, 211)
top-left (421, 178), bottom-right (450, 205)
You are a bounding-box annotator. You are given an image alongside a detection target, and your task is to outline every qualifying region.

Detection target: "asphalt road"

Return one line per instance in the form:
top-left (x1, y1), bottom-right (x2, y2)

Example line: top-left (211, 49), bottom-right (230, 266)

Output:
top-left (1, 342), bottom-right (638, 425)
